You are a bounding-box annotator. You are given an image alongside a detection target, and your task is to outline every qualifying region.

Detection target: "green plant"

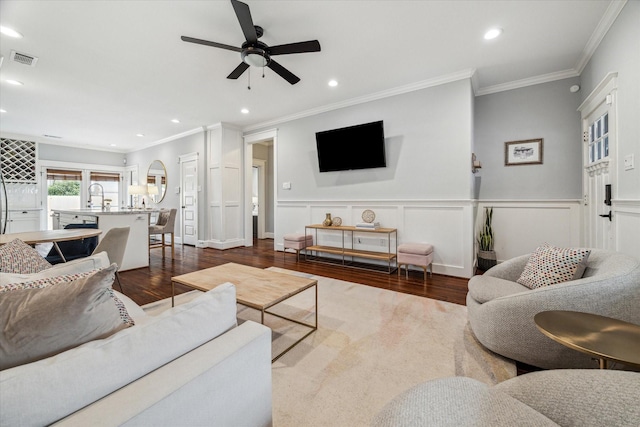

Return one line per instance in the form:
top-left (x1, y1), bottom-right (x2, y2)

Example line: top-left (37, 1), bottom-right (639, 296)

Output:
top-left (477, 207), bottom-right (494, 251)
top-left (48, 180), bottom-right (80, 196)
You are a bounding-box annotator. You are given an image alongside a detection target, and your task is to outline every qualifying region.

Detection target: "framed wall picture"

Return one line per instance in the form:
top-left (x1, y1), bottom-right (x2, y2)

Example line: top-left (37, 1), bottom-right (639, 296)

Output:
top-left (505, 138), bottom-right (543, 166)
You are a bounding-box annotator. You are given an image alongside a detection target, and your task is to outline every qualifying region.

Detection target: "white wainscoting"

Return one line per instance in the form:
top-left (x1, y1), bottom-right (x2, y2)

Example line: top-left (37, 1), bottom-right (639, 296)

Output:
top-left (276, 199), bottom-right (637, 278)
top-left (476, 200), bottom-right (582, 263)
top-left (276, 200), bottom-right (476, 278)
top-left (614, 200), bottom-right (640, 258)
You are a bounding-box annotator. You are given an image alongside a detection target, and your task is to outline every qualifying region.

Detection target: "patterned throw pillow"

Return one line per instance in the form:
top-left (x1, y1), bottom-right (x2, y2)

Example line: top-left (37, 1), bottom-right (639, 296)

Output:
top-left (0, 239), bottom-right (52, 274)
top-left (517, 243), bottom-right (591, 289)
top-left (0, 270), bottom-right (97, 293)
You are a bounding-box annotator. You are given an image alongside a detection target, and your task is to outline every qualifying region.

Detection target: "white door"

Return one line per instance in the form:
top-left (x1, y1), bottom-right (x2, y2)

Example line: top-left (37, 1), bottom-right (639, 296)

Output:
top-left (181, 158), bottom-right (198, 246)
top-left (580, 74), bottom-right (617, 250)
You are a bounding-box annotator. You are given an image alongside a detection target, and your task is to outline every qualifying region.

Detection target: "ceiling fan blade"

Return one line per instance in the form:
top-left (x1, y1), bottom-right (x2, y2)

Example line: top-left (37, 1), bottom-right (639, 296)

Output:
top-left (267, 59), bottom-right (300, 85)
top-left (227, 62), bottom-right (250, 79)
top-left (231, 0), bottom-right (257, 44)
top-left (181, 36), bottom-right (242, 52)
top-left (268, 40), bottom-right (321, 56)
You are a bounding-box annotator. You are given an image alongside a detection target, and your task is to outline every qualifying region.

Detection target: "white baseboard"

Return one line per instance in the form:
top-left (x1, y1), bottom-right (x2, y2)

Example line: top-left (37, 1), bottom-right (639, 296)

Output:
top-left (206, 238), bottom-right (245, 250)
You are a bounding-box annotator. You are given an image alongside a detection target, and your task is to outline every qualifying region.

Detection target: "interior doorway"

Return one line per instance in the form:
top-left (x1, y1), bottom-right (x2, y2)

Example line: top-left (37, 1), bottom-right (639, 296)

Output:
top-left (244, 129), bottom-right (276, 247)
top-left (252, 159), bottom-right (266, 239)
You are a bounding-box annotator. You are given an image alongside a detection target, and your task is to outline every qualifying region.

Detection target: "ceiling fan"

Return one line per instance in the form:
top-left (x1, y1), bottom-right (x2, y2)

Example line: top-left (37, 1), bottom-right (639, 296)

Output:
top-left (181, 0), bottom-right (321, 85)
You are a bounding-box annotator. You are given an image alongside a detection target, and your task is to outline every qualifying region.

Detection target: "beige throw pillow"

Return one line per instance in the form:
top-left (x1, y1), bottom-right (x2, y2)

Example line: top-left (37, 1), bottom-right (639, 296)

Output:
top-left (0, 264), bottom-right (133, 371)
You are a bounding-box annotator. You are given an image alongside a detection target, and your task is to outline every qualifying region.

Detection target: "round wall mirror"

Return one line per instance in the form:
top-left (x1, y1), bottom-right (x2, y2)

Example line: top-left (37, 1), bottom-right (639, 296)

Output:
top-left (147, 160), bottom-right (167, 203)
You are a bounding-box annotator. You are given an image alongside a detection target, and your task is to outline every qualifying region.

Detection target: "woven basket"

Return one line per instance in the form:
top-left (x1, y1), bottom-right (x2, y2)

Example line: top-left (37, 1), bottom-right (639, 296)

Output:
top-left (477, 250), bottom-right (497, 271)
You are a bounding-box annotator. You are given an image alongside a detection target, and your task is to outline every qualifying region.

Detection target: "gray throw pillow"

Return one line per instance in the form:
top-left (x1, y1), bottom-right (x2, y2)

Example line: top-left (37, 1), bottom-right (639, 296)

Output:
top-left (0, 264), bottom-right (132, 371)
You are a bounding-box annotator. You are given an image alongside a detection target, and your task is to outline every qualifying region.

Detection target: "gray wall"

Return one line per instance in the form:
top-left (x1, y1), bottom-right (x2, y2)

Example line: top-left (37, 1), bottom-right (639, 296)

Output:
top-left (269, 79), bottom-right (474, 202)
top-left (474, 77), bottom-right (583, 199)
top-left (580, 0), bottom-right (640, 200)
top-left (39, 143), bottom-right (125, 167)
top-left (126, 131), bottom-right (207, 240)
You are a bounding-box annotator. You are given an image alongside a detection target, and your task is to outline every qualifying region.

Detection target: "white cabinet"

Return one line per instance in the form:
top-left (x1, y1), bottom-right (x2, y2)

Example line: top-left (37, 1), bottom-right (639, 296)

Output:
top-left (7, 210), bottom-right (41, 233)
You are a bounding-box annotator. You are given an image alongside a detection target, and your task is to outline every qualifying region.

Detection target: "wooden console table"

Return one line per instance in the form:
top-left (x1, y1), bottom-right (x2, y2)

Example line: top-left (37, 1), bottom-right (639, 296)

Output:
top-left (304, 224), bottom-right (397, 273)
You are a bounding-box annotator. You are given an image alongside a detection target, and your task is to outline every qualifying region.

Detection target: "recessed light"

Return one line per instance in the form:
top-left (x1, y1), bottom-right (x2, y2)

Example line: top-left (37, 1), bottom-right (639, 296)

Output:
top-left (484, 28), bottom-right (503, 40)
top-left (110, 143), bottom-right (117, 147)
top-left (0, 109), bottom-right (6, 113)
top-left (171, 119), bottom-right (180, 123)
top-left (136, 133), bottom-right (145, 137)
top-left (0, 26), bottom-right (23, 38)
top-left (241, 108), bottom-right (249, 114)
top-left (6, 79), bottom-right (23, 86)
top-left (328, 80), bottom-right (338, 87)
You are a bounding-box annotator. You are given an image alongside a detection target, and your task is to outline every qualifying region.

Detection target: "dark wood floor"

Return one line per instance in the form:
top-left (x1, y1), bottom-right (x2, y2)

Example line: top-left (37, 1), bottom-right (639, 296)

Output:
top-left (120, 238), bottom-right (469, 307)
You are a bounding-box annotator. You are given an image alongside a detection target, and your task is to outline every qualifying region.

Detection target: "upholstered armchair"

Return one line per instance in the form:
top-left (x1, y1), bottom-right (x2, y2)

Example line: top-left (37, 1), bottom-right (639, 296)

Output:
top-left (467, 250), bottom-right (640, 369)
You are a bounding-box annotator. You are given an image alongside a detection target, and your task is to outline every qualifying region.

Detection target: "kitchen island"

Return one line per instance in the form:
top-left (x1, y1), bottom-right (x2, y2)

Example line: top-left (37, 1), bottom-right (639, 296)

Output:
top-left (51, 208), bottom-right (157, 271)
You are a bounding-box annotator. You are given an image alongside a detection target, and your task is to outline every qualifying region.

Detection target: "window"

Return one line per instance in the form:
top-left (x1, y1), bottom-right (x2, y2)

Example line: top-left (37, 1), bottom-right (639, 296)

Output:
top-left (90, 171), bottom-right (120, 208)
top-left (588, 112), bottom-right (609, 163)
top-left (46, 168), bottom-right (82, 229)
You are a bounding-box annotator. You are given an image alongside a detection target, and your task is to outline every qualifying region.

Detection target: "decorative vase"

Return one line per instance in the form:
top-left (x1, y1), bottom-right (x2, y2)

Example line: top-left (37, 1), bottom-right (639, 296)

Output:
top-left (477, 250), bottom-right (497, 271)
top-left (323, 213), bottom-right (333, 227)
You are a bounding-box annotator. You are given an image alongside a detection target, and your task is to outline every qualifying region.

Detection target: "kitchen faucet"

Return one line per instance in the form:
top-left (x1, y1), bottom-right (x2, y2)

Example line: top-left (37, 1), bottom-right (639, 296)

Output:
top-left (88, 183), bottom-right (105, 210)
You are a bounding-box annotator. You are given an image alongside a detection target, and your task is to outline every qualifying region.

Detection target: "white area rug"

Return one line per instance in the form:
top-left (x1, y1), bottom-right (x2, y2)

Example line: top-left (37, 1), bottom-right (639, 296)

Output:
top-left (250, 268), bottom-right (516, 427)
top-left (156, 268), bottom-right (516, 426)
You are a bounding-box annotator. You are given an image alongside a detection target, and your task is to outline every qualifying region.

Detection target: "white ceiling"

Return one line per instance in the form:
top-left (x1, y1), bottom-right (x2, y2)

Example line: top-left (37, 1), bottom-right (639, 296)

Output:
top-left (0, 0), bottom-right (620, 153)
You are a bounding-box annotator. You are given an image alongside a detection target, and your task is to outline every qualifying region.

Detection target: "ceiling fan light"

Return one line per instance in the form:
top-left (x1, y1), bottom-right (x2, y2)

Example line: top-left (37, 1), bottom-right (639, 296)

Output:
top-left (243, 52), bottom-right (267, 67)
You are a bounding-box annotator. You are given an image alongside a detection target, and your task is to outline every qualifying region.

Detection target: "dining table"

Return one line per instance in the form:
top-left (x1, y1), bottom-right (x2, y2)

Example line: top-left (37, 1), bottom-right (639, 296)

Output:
top-left (0, 229), bottom-right (103, 263)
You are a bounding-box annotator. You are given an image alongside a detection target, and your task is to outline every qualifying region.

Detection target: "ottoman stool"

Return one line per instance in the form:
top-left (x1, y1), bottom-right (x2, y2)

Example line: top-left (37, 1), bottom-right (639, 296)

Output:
top-left (283, 233), bottom-right (313, 261)
top-left (397, 243), bottom-right (434, 282)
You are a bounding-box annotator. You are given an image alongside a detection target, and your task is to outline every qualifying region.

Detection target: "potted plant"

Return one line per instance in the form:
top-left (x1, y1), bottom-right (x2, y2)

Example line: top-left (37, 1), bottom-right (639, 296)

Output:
top-left (477, 207), bottom-right (497, 271)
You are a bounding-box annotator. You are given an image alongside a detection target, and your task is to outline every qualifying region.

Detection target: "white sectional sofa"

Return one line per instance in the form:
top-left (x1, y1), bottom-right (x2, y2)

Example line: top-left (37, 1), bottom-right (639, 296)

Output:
top-left (0, 253), bottom-right (273, 426)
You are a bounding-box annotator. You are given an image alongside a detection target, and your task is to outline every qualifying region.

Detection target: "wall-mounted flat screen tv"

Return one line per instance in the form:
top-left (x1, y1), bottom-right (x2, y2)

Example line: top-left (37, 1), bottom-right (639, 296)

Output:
top-left (315, 120), bottom-right (386, 172)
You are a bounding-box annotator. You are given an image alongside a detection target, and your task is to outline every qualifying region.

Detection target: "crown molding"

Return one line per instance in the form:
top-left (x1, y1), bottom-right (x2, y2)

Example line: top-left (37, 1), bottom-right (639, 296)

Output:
top-left (135, 126), bottom-right (205, 152)
top-left (574, 0), bottom-right (628, 74)
top-left (470, 69), bottom-right (480, 96)
top-left (0, 132), bottom-right (129, 153)
top-left (475, 69), bottom-right (579, 96)
top-left (243, 69), bottom-right (476, 132)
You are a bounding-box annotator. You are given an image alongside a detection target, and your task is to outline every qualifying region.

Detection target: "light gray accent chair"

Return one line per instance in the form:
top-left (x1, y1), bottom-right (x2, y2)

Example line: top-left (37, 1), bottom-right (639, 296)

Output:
top-left (371, 369), bottom-right (640, 427)
top-left (467, 249), bottom-right (640, 369)
top-left (92, 226), bottom-right (130, 293)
